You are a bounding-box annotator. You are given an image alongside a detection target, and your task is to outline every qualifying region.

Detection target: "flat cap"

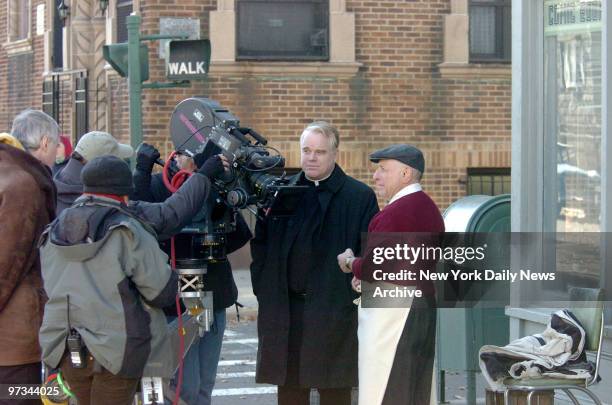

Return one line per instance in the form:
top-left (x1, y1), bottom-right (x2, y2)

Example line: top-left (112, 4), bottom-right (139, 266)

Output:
top-left (369, 144), bottom-right (425, 173)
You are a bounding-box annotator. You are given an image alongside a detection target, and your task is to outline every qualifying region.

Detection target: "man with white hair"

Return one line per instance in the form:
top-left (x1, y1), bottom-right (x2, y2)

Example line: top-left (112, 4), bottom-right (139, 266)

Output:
top-left (251, 121), bottom-right (379, 405)
top-left (338, 144), bottom-right (444, 405)
top-left (10, 108), bottom-right (60, 166)
top-left (0, 109), bottom-right (59, 402)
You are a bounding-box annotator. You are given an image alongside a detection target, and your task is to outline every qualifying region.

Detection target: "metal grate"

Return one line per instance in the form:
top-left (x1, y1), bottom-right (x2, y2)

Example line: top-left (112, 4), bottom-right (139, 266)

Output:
top-left (42, 77), bottom-right (60, 123)
top-left (74, 75), bottom-right (88, 140)
top-left (467, 167), bottom-right (511, 196)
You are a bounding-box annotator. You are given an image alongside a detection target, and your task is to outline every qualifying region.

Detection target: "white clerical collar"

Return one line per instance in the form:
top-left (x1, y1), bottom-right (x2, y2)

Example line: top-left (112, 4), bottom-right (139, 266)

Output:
top-left (388, 183), bottom-right (422, 204)
top-left (305, 171), bottom-right (332, 186)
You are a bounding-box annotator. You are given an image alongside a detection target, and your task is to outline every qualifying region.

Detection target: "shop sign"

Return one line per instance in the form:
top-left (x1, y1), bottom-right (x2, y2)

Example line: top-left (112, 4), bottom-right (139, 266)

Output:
top-left (544, 0), bottom-right (601, 35)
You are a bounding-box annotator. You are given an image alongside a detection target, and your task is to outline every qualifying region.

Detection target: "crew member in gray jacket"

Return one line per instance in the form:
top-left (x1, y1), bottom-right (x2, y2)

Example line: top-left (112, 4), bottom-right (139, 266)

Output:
top-left (38, 156), bottom-right (222, 405)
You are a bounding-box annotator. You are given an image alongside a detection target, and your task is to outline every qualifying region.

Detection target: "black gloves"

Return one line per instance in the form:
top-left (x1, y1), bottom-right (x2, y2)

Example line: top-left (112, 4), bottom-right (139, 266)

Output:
top-left (193, 152), bottom-right (208, 169)
top-left (197, 155), bottom-right (225, 179)
top-left (136, 143), bottom-right (161, 172)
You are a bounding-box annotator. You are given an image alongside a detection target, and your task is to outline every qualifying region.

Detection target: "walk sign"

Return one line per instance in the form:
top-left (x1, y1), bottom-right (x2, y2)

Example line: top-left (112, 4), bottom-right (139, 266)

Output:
top-left (167, 39), bottom-right (211, 80)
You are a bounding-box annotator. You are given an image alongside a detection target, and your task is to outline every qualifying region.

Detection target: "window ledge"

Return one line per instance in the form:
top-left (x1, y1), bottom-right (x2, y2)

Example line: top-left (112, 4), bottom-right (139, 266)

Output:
top-left (209, 61), bottom-right (362, 79)
top-left (505, 307), bottom-right (556, 324)
top-left (438, 63), bottom-right (511, 80)
top-left (3, 38), bottom-right (33, 55)
top-left (43, 69), bottom-right (88, 77)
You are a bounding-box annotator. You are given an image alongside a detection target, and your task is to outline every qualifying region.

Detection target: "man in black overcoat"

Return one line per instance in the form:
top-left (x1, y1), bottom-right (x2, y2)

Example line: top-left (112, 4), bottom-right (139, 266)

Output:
top-left (250, 121), bottom-right (379, 405)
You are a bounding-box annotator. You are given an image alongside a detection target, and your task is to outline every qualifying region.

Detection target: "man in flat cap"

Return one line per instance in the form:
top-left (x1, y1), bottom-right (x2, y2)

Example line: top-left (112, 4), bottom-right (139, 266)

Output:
top-left (337, 144), bottom-right (444, 405)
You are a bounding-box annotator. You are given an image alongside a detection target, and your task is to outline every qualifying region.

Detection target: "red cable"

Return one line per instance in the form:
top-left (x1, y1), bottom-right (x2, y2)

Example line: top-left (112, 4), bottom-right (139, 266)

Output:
top-left (162, 151), bottom-right (178, 192)
top-left (171, 236), bottom-right (185, 405)
top-left (163, 151), bottom-right (194, 405)
top-left (162, 151), bottom-right (191, 193)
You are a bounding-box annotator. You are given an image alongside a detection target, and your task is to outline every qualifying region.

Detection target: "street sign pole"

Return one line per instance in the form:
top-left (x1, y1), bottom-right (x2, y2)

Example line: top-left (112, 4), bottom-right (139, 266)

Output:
top-left (106, 17), bottom-right (208, 167)
top-left (126, 14), bottom-right (143, 162)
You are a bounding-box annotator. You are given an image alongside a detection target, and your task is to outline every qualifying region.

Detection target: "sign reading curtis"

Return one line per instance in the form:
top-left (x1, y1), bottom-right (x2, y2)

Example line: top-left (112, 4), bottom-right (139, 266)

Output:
top-left (544, 0), bottom-right (602, 35)
top-left (166, 39), bottom-right (211, 80)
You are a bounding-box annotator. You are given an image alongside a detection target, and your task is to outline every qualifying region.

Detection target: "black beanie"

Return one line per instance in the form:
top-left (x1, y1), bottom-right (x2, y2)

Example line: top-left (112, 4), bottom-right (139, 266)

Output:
top-left (81, 155), bottom-right (134, 196)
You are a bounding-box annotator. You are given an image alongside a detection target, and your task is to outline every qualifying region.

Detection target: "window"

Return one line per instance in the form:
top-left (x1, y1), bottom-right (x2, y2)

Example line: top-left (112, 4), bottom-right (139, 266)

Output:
top-left (116, 0), bottom-right (133, 43)
top-left (543, 2), bottom-right (602, 234)
top-left (8, 0), bottom-right (30, 42)
top-left (52, 0), bottom-right (63, 69)
top-left (469, 0), bottom-right (511, 62)
top-left (236, 0), bottom-right (329, 60)
top-left (467, 168), bottom-right (511, 196)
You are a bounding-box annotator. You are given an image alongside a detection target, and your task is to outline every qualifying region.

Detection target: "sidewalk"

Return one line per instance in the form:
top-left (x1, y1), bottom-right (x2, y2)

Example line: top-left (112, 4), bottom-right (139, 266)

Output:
top-left (229, 268), bottom-right (258, 322)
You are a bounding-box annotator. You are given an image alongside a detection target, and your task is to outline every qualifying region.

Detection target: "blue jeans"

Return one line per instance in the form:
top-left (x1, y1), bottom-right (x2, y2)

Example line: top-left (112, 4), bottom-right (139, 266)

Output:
top-left (176, 308), bottom-right (226, 405)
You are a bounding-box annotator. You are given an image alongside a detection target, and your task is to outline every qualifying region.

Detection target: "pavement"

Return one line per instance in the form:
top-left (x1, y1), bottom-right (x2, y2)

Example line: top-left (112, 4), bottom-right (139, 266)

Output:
top-left (227, 269), bottom-right (258, 323)
top-left (212, 269), bottom-right (491, 404)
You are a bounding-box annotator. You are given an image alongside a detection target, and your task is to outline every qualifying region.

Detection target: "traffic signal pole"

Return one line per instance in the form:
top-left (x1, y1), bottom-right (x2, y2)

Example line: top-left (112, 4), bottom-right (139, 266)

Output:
top-left (126, 15), bottom-right (143, 154)
top-left (123, 15), bottom-right (190, 167)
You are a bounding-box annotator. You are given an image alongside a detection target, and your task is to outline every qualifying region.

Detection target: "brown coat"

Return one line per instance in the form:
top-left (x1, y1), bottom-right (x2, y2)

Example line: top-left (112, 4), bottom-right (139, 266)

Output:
top-left (0, 143), bottom-right (56, 366)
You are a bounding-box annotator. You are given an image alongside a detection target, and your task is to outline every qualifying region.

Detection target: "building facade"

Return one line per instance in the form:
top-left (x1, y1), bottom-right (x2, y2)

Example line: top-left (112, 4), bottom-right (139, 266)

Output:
top-left (0, 0), bottom-right (511, 209)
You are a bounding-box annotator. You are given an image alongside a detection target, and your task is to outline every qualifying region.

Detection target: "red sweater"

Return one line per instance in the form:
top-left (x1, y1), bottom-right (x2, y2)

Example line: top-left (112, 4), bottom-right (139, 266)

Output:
top-left (352, 190), bottom-right (445, 294)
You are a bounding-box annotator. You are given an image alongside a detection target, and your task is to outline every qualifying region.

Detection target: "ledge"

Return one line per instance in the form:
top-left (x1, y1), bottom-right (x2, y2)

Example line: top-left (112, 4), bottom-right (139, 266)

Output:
top-left (43, 69), bottom-right (88, 77)
top-left (209, 61), bottom-right (362, 79)
top-left (3, 38), bottom-right (33, 55)
top-left (505, 307), bottom-right (557, 324)
top-left (438, 62), bottom-right (511, 80)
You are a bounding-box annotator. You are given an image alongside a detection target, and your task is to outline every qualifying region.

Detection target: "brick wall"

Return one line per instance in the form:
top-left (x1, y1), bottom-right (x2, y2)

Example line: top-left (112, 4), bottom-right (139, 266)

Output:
top-left (130, 0), bottom-right (511, 209)
top-left (0, 0), bottom-right (46, 131)
top-left (0, 0), bottom-right (512, 211)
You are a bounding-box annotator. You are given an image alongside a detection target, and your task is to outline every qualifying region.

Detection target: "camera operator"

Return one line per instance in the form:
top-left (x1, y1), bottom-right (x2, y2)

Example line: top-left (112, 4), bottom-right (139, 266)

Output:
top-left (250, 122), bottom-right (379, 405)
top-left (53, 130), bottom-right (224, 241)
top-left (39, 156), bottom-right (180, 405)
top-left (133, 142), bottom-right (252, 405)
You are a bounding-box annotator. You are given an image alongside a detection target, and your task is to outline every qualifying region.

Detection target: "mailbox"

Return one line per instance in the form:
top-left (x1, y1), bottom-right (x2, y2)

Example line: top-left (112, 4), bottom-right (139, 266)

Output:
top-left (437, 194), bottom-right (510, 402)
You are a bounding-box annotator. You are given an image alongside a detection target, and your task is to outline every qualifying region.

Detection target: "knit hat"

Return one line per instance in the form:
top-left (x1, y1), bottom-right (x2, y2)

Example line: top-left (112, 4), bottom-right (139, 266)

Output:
top-left (81, 155), bottom-right (134, 196)
top-left (59, 135), bottom-right (73, 156)
top-left (75, 131), bottom-right (133, 162)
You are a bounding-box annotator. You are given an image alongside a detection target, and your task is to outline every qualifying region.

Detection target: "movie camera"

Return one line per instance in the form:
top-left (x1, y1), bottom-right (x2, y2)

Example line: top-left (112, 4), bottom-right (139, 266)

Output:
top-left (166, 98), bottom-right (306, 335)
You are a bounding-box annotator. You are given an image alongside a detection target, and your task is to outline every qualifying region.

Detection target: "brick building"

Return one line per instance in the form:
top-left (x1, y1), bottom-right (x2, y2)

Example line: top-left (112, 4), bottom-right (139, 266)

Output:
top-left (0, 0), bottom-right (511, 209)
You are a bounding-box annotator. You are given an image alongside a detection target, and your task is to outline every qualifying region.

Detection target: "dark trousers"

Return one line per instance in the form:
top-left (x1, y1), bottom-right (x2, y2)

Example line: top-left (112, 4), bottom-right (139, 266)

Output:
top-left (0, 362), bottom-right (41, 405)
top-left (278, 295), bottom-right (352, 405)
top-left (60, 353), bottom-right (139, 405)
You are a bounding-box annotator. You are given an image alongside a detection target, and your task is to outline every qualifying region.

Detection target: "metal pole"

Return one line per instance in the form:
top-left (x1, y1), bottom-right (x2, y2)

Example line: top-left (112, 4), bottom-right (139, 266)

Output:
top-left (126, 14), bottom-right (142, 167)
top-left (466, 308), bottom-right (477, 405)
top-left (439, 369), bottom-right (446, 403)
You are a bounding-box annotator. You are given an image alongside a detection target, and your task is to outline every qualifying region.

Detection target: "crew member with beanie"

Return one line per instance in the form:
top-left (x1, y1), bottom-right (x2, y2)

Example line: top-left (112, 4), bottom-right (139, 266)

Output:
top-left (39, 156), bottom-right (179, 405)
